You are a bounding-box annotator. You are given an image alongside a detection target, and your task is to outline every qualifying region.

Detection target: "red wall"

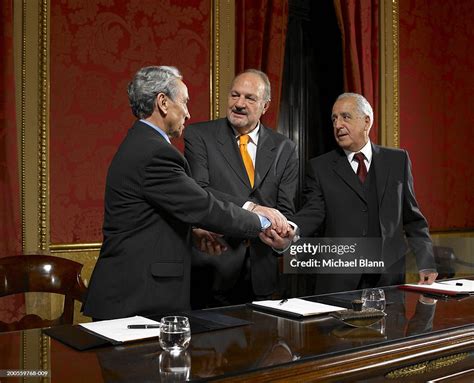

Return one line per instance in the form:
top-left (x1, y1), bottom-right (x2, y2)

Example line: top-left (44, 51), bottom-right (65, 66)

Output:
top-left (399, 0), bottom-right (474, 231)
top-left (50, 0), bottom-right (211, 243)
top-left (49, 0), bottom-right (473, 243)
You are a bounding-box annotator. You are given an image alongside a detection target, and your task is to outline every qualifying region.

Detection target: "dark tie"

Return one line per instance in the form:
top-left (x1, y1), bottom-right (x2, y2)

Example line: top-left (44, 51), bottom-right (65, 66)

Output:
top-left (353, 152), bottom-right (367, 183)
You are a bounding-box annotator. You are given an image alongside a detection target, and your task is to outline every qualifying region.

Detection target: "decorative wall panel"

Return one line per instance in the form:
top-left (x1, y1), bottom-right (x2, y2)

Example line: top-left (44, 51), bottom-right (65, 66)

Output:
top-left (399, 0), bottom-right (473, 231)
top-left (50, 0), bottom-right (211, 243)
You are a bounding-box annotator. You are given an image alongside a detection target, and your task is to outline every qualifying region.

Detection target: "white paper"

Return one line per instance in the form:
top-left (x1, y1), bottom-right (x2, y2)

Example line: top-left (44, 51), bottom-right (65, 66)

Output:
top-left (404, 279), bottom-right (474, 294)
top-left (251, 298), bottom-right (346, 317)
top-left (437, 279), bottom-right (474, 290)
top-left (79, 316), bottom-right (160, 343)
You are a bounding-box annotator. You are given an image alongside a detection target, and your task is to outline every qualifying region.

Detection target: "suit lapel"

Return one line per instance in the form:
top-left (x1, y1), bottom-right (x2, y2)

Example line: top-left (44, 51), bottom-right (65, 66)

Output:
top-left (253, 126), bottom-right (276, 191)
top-left (216, 121), bottom-right (252, 187)
top-left (332, 150), bottom-right (366, 203)
top-left (372, 144), bottom-right (389, 206)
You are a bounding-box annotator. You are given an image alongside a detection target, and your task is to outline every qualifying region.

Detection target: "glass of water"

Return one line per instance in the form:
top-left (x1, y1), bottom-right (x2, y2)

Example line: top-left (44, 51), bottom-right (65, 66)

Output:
top-left (159, 316), bottom-right (191, 352)
top-left (361, 288), bottom-right (386, 311)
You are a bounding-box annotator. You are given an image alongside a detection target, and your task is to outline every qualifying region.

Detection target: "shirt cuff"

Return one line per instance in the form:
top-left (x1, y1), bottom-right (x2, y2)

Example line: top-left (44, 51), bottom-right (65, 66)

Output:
top-left (258, 215), bottom-right (271, 230)
top-left (243, 201), bottom-right (254, 210)
top-left (287, 221), bottom-right (300, 243)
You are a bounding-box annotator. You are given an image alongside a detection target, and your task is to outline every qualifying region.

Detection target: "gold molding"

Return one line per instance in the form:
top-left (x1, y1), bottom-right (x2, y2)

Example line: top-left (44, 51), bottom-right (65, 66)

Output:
top-left (392, 0), bottom-right (399, 148)
top-left (50, 243), bottom-right (102, 252)
top-left (40, 333), bottom-right (50, 383)
top-left (20, 0), bottom-right (27, 252)
top-left (15, 0), bottom-right (44, 254)
top-left (379, 0), bottom-right (399, 148)
top-left (38, 0), bottom-right (49, 251)
top-left (210, 0), bottom-right (219, 119)
top-left (386, 352), bottom-right (470, 379)
top-left (431, 230), bottom-right (474, 237)
top-left (210, 0), bottom-right (235, 119)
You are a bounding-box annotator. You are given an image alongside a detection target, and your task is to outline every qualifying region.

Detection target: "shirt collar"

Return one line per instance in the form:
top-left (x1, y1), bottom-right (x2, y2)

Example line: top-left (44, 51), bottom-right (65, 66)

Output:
top-left (232, 122), bottom-right (260, 145)
top-left (344, 140), bottom-right (372, 163)
top-left (140, 119), bottom-right (171, 144)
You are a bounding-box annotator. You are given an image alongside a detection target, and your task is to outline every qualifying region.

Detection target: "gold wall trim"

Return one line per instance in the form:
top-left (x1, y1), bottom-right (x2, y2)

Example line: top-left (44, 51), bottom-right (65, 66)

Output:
top-left (379, 0), bottom-right (399, 148)
top-left (392, 0), bottom-right (399, 148)
top-left (210, 0), bottom-right (235, 119)
top-left (40, 333), bottom-right (50, 383)
top-left (15, 0), bottom-right (43, 253)
top-left (431, 230), bottom-right (474, 238)
top-left (210, 0), bottom-right (219, 119)
top-left (50, 243), bottom-right (102, 252)
top-left (20, 0), bottom-right (27, 252)
top-left (38, 0), bottom-right (49, 251)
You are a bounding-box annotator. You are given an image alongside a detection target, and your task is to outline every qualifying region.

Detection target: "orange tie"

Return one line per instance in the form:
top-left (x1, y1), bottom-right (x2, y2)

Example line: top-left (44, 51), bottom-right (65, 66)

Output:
top-left (239, 134), bottom-right (254, 187)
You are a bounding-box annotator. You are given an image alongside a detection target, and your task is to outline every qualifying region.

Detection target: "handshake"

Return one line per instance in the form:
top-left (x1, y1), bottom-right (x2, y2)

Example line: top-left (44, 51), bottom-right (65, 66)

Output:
top-left (250, 203), bottom-right (297, 251)
top-left (192, 203), bottom-right (297, 256)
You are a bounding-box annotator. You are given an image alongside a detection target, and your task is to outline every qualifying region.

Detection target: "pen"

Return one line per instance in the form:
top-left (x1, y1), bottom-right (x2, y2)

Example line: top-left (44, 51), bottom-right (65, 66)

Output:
top-left (127, 324), bottom-right (160, 329)
top-left (279, 299), bottom-right (288, 305)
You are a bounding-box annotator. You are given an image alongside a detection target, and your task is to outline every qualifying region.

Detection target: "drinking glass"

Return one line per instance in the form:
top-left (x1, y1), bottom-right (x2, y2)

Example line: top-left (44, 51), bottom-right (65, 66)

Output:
top-left (361, 288), bottom-right (386, 311)
top-left (159, 316), bottom-right (191, 352)
top-left (158, 350), bottom-right (191, 383)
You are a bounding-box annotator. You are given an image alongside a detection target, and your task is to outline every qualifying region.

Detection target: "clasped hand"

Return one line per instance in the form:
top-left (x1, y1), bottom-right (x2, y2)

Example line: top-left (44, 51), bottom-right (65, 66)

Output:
top-left (192, 228), bottom-right (227, 256)
top-left (259, 226), bottom-right (295, 251)
top-left (192, 205), bottom-right (293, 255)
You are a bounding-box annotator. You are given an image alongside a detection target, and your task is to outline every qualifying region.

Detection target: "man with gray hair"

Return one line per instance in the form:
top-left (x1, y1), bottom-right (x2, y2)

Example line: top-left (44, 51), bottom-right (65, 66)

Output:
top-left (83, 66), bottom-right (284, 320)
top-left (272, 92), bottom-right (437, 294)
top-left (184, 69), bottom-right (298, 307)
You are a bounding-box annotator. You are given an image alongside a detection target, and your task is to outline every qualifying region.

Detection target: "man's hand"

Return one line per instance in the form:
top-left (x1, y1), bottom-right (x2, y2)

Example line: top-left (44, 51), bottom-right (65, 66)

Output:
top-left (251, 205), bottom-right (290, 236)
top-left (192, 228), bottom-right (227, 256)
top-left (418, 270), bottom-right (438, 285)
top-left (259, 227), bottom-right (295, 251)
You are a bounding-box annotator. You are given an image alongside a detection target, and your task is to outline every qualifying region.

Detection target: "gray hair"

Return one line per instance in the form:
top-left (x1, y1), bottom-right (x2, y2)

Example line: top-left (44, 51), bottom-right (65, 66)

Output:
top-left (337, 92), bottom-right (374, 128)
top-left (127, 66), bottom-right (183, 119)
top-left (234, 69), bottom-right (272, 102)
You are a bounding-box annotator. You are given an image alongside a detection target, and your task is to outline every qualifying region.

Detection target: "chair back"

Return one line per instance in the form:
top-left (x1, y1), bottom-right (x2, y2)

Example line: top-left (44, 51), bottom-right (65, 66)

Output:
top-left (0, 255), bottom-right (87, 331)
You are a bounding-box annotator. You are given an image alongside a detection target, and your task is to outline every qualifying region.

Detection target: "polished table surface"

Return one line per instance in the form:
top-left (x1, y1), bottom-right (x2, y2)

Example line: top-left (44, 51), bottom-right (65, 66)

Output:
top-left (1, 284), bottom-right (474, 382)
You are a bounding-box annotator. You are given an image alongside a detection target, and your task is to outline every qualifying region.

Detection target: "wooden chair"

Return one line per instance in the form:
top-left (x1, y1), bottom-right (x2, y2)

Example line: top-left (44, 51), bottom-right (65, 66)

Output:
top-left (0, 254), bottom-right (87, 332)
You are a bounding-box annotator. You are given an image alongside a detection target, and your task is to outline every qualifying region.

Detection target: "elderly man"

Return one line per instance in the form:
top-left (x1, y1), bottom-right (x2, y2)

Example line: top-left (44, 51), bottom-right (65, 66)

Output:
top-left (269, 92), bottom-right (437, 293)
top-left (83, 66), bottom-right (282, 320)
top-left (184, 69), bottom-right (298, 307)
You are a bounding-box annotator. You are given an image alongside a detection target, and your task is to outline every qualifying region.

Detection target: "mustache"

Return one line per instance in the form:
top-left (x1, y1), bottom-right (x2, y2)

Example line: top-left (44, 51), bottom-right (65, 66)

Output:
top-left (231, 108), bottom-right (248, 115)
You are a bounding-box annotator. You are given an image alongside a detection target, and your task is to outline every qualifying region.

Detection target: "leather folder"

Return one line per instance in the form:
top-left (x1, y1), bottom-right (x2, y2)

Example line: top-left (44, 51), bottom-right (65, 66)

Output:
top-left (43, 310), bottom-right (251, 351)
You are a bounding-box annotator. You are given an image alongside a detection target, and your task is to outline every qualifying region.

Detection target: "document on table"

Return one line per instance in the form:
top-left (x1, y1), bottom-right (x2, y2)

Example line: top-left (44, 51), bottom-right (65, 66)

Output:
top-left (249, 298), bottom-right (346, 318)
top-left (79, 316), bottom-right (160, 343)
top-left (400, 279), bottom-right (474, 296)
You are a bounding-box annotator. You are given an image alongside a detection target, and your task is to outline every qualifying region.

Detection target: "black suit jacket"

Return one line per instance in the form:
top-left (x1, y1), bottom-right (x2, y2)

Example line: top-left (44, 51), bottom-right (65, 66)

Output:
top-left (83, 121), bottom-right (262, 319)
top-left (184, 118), bottom-right (298, 296)
top-left (293, 144), bottom-right (436, 293)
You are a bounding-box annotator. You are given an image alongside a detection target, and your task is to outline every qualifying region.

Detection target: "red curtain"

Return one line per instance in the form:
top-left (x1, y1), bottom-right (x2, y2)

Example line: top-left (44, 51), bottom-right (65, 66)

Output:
top-left (235, 0), bottom-right (289, 130)
top-left (0, 0), bottom-right (25, 321)
top-left (334, 0), bottom-right (379, 143)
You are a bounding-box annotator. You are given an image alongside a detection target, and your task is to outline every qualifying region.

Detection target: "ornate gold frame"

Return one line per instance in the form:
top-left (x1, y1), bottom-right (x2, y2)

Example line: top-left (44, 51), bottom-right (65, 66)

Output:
top-left (379, 0), bottom-right (399, 148)
top-left (17, 0), bottom-right (236, 258)
top-left (210, 0), bottom-right (235, 119)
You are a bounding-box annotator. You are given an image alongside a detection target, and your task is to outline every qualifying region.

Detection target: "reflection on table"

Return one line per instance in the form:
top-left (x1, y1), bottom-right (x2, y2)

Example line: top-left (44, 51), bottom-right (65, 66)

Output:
top-left (1, 283), bottom-right (473, 382)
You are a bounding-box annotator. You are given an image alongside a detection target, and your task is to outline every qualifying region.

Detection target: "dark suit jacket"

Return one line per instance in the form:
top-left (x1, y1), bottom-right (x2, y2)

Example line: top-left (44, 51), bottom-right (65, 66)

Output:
top-left (293, 143), bottom-right (436, 293)
top-left (83, 121), bottom-right (262, 319)
top-left (184, 118), bottom-right (298, 296)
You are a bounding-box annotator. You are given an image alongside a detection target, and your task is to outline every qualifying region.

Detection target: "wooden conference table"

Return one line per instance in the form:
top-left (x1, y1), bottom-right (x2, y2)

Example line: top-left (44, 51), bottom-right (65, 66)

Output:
top-left (1, 284), bottom-right (474, 382)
